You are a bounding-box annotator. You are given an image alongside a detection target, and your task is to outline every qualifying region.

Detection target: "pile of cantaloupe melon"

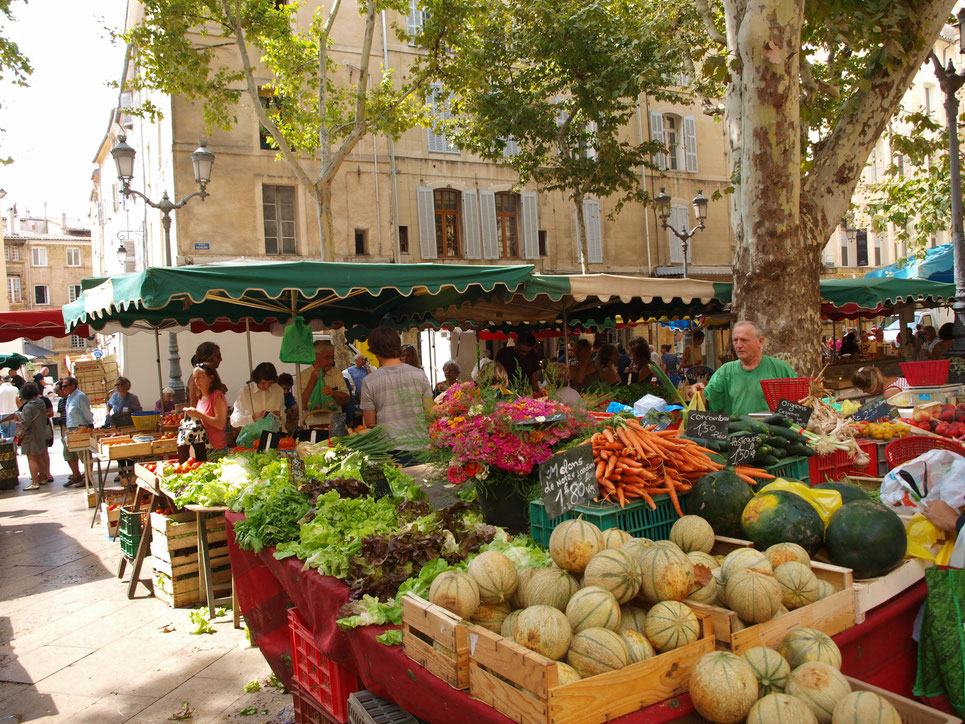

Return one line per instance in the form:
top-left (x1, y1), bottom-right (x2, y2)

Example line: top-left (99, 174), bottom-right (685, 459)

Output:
top-left (689, 627), bottom-right (900, 723)
top-left (427, 517), bottom-right (715, 682)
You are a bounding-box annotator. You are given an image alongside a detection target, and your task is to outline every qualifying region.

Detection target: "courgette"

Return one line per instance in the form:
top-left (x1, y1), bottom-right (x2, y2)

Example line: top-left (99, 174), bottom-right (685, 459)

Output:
top-left (764, 435), bottom-right (789, 449)
top-left (756, 454), bottom-right (780, 467)
top-left (761, 414), bottom-right (791, 427)
top-left (763, 424), bottom-right (809, 443)
top-left (785, 443), bottom-right (815, 457)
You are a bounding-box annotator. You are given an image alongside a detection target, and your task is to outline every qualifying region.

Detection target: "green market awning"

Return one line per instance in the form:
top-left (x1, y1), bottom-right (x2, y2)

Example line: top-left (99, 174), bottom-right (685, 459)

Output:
top-left (63, 261), bottom-right (535, 333)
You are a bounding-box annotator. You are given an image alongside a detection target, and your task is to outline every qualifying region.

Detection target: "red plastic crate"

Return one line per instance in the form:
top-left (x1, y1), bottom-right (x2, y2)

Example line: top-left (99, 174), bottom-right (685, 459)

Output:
top-left (807, 440), bottom-right (878, 484)
top-left (760, 377), bottom-right (813, 412)
top-left (289, 609), bottom-right (359, 722)
top-left (293, 683), bottom-right (338, 724)
top-left (899, 359), bottom-right (950, 387)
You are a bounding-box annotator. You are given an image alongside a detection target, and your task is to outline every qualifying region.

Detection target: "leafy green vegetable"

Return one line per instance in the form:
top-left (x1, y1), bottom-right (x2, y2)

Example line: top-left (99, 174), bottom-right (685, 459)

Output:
top-left (480, 535), bottom-right (553, 569)
top-left (188, 610), bottom-right (215, 635)
top-left (242, 680), bottom-right (260, 693)
top-left (239, 707), bottom-right (258, 716)
top-left (376, 629), bottom-right (403, 646)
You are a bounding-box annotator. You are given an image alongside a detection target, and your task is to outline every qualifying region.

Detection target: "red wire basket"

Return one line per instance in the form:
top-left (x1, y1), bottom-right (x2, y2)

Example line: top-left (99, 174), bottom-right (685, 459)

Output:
top-left (885, 435), bottom-right (965, 468)
top-left (760, 378), bottom-right (813, 412)
top-left (899, 360), bottom-right (950, 387)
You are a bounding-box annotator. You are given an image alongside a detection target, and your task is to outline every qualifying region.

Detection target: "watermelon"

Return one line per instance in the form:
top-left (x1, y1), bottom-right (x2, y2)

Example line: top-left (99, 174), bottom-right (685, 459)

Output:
top-left (740, 490), bottom-right (824, 556)
top-left (813, 481), bottom-right (870, 504)
top-left (825, 500), bottom-right (907, 579)
top-left (689, 470), bottom-right (754, 538)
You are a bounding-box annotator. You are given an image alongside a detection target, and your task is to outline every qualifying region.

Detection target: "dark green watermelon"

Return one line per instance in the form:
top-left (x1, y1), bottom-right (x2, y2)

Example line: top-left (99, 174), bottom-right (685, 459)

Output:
top-left (689, 470), bottom-right (754, 538)
top-left (814, 481), bottom-right (871, 504)
top-left (740, 490), bottom-right (824, 556)
top-left (826, 500), bottom-right (907, 579)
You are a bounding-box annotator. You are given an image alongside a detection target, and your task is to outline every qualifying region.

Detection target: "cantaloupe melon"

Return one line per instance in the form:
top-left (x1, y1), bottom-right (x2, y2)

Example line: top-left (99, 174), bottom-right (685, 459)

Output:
top-left (637, 545), bottom-right (695, 603)
top-left (670, 515), bottom-right (715, 553)
top-left (548, 519), bottom-right (604, 573)
top-left (511, 567), bottom-right (538, 608)
top-left (725, 568), bottom-right (782, 623)
top-left (720, 548), bottom-right (772, 585)
top-left (747, 693), bottom-right (818, 724)
top-left (429, 571), bottom-right (480, 619)
top-left (781, 628), bottom-right (842, 670)
top-left (685, 574), bottom-right (718, 605)
top-left (470, 601), bottom-right (511, 633)
top-left (602, 528), bottom-right (631, 550)
top-left (555, 661), bottom-right (582, 685)
top-left (564, 586), bottom-right (621, 633)
top-left (619, 604), bottom-right (649, 633)
top-left (513, 605), bottom-right (572, 660)
top-left (501, 609), bottom-right (521, 638)
top-left (831, 690), bottom-right (900, 723)
top-left (786, 662), bottom-right (852, 723)
top-left (583, 549), bottom-right (641, 604)
top-left (774, 562), bottom-right (820, 610)
top-left (467, 550), bottom-right (518, 604)
top-left (766, 542), bottom-right (811, 569)
top-left (644, 600), bottom-right (700, 652)
top-left (566, 627), bottom-right (629, 677)
top-left (688, 551), bottom-right (720, 570)
top-left (816, 579), bottom-right (836, 600)
top-left (618, 627), bottom-right (655, 663)
top-left (712, 568), bottom-right (728, 607)
top-left (742, 646), bottom-right (790, 697)
top-left (523, 567), bottom-right (579, 611)
top-left (689, 651), bottom-right (759, 724)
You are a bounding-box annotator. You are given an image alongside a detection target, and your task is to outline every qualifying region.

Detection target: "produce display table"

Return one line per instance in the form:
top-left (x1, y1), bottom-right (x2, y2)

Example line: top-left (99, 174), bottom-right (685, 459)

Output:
top-left (225, 513), bottom-right (696, 724)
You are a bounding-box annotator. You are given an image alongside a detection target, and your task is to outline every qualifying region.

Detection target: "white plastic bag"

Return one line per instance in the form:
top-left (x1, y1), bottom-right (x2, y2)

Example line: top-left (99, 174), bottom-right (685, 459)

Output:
top-left (633, 394), bottom-right (668, 418)
top-left (880, 448), bottom-right (965, 510)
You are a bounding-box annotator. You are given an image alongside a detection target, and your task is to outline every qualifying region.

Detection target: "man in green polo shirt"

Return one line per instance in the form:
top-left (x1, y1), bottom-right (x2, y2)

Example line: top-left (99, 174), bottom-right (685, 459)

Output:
top-left (700, 321), bottom-right (796, 416)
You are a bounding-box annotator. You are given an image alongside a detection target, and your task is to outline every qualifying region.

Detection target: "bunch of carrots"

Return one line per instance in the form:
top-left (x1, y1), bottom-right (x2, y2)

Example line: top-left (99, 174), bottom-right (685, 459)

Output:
top-left (588, 417), bottom-right (774, 514)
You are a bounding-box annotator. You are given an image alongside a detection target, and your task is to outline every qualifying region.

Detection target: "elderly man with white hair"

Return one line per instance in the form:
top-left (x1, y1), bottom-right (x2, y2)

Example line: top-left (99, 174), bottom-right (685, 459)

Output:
top-left (697, 321), bottom-right (796, 416)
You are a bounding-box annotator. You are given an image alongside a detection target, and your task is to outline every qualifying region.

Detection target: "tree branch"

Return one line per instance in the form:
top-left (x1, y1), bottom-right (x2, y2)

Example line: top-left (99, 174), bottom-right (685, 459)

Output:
top-left (220, 0), bottom-right (315, 191)
top-left (318, 0), bottom-right (342, 168)
top-left (694, 0), bottom-right (726, 46)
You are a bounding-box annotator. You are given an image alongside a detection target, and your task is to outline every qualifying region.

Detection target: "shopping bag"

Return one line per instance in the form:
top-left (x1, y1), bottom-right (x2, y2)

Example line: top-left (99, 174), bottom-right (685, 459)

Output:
top-left (279, 316), bottom-right (315, 364)
top-left (236, 413), bottom-right (280, 448)
top-left (906, 512), bottom-right (948, 562)
top-left (916, 566), bottom-right (965, 716)
top-left (756, 479), bottom-right (843, 527)
top-left (881, 449), bottom-right (965, 509)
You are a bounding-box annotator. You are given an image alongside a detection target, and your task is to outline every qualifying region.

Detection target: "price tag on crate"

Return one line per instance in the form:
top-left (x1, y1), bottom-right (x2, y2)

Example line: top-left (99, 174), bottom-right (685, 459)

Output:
top-left (539, 443), bottom-right (595, 520)
top-left (685, 411), bottom-right (730, 442)
top-left (727, 434), bottom-right (760, 466)
top-left (362, 464), bottom-right (392, 499)
top-left (851, 395), bottom-right (890, 423)
top-left (776, 399), bottom-right (813, 426)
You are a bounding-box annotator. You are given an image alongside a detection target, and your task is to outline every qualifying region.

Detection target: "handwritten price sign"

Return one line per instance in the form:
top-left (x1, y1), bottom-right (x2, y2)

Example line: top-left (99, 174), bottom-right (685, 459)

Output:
top-left (685, 411), bottom-right (730, 442)
top-left (539, 443), bottom-right (596, 520)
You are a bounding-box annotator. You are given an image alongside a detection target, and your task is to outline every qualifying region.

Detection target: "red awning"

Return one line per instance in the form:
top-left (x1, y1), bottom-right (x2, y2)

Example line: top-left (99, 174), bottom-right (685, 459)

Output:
top-left (0, 310), bottom-right (91, 342)
top-left (821, 302), bottom-right (894, 321)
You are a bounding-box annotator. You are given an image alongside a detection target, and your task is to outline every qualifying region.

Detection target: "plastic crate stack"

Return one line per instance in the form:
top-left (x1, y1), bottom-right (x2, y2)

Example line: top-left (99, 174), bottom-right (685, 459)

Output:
top-left (807, 440), bottom-right (878, 485)
top-left (289, 608), bottom-right (359, 723)
top-left (118, 505), bottom-right (148, 559)
top-left (529, 495), bottom-right (687, 546)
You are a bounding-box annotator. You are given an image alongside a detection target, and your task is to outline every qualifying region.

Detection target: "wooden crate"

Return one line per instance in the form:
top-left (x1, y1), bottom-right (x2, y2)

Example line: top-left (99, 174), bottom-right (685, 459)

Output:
top-left (468, 610), bottom-right (715, 724)
top-left (88, 486), bottom-right (127, 510)
top-left (153, 565), bottom-right (232, 608)
top-left (99, 502), bottom-right (121, 537)
top-left (685, 560), bottom-right (856, 654)
top-left (847, 676), bottom-right (961, 724)
top-left (853, 557), bottom-right (931, 620)
top-left (150, 511), bottom-right (230, 607)
top-left (151, 438), bottom-right (177, 455)
top-left (402, 594), bottom-right (470, 689)
top-left (66, 430), bottom-right (91, 451)
top-left (105, 441), bottom-right (153, 459)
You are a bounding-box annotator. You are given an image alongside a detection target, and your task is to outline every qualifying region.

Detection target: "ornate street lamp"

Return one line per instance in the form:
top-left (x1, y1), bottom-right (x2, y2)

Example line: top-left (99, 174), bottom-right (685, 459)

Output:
top-left (655, 187), bottom-right (708, 278)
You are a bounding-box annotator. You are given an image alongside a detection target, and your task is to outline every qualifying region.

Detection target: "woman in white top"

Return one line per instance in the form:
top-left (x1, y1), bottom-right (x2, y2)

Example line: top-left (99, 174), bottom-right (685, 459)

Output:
top-left (230, 362), bottom-right (286, 428)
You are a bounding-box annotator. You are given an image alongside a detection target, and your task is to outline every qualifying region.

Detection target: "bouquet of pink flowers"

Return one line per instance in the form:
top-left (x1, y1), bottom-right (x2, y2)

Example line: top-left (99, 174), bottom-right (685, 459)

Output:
top-left (428, 382), bottom-right (594, 487)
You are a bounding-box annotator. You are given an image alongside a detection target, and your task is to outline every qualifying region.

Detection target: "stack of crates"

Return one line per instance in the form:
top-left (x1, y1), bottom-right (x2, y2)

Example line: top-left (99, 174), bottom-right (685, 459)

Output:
top-left (289, 608), bottom-right (359, 722)
top-left (73, 360), bottom-right (108, 405)
top-left (118, 505), bottom-right (148, 559)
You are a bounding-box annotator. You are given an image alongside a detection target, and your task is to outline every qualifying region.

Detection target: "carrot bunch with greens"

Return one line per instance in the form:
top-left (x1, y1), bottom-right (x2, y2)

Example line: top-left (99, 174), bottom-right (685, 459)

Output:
top-left (588, 416), bottom-right (725, 515)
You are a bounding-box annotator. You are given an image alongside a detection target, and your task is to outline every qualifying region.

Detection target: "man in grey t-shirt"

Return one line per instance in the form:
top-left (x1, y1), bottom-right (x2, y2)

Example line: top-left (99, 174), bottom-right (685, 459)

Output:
top-left (360, 327), bottom-right (432, 460)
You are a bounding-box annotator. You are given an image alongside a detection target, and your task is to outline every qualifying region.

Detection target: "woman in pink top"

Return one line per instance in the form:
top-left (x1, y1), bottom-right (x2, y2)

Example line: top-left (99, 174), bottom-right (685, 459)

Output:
top-left (183, 363), bottom-right (228, 451)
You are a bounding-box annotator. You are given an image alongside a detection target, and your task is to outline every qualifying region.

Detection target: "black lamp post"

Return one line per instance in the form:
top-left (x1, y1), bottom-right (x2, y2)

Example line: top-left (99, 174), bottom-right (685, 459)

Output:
top-left (931, 15), bottom-right (965, 371)
top-left (110, 133), bottom-right (215, 402)
top-left (654, 188), bottom-right (708, 278)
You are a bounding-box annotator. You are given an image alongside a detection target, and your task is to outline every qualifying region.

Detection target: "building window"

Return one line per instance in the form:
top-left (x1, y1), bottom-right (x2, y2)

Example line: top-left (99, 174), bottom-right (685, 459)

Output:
top-left (7, 277), bottom-right (21, 304)
top-left (68, 284), bottom-right (82, 303)
top-left (38, 336), bottom-right (54, 349)
top-left (66, 247), bottom-right (82, 267)
top-left (495, 192), bottom-right (519, 258)
top-left (538, 230), bottom-right (548, 257)
top-left (71, 334), bottom-right (86, 349)
top-left (663, 116), bottom-right (679, 170)
top-left (427, 84), bottom-right (458, 154)
top-left (398, 226), bottom-right (409, 254)
top-left (34, 285), bottom-right (49, 305)
top-left (354, 229), bottom-right (367, 255)
top-left (649, 111), bottom-right (698, 172)
top-left (840, 244), bottom-right (849, 267)
top-left (4, 246), bottom-right (19, 262)
top-left (502, 137), bottom-right (519, 158)
top-left (433, 189), bottom-right (461, 257)
top-left (406, 0), bottom-right (426, 42)
top-left (874, 245), bottom-right (882, 267)
top-left (31, 247), bottom-right (47, 267)
top-left (263, 185), bottom-right (297, 255)
top-left (924, 85), bottom-right (933, 116)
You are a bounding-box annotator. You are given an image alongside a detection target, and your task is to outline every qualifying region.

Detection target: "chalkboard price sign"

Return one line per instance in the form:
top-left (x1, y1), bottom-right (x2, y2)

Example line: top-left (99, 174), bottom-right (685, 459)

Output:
top-left (685, 411), bottom-right (730, 442)
top-left (362, 464), bottom-right (393, 499)
top-left (282, 449), bottom-right (308, 488)
top-left (776, 399), bottom-right (813, 427)
top-left (539, 443), bottom-right (596, 520)
top-left (851, 395), bottom-right (890, 423)
top-left (329, 413), bottom-right (348, 439)
top-left (727, 435), bottom-right (760, 466)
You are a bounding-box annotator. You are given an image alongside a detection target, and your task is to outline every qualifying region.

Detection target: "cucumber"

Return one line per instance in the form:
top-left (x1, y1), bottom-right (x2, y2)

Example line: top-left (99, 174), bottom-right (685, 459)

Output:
top-left (756, 454), bottom-right (780, 467)
top-left (763, 424), bottom-right (809, 443)
top-left (785, 443), bottom-right (815, 457)
top-left (757, 444), bottom-right (777, 458)
top-left (764, 435), bottom-right (789, 449)
top-left (761, 414), bottom-right (790, 427)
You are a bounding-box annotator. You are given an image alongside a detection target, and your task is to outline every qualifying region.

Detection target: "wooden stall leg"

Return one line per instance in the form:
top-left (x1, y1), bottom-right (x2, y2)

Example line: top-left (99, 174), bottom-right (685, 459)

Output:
top-left (127, 492), bottom-right (159, 599)
top-left (197, 511), bottom-right (216, 618)
top-left (232, 576), bottom-right (241, 629)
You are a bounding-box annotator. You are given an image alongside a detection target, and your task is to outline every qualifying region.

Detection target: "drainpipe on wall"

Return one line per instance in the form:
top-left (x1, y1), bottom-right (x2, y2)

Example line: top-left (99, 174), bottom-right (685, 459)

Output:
top-left (382, 10), bottom-right (402, 264)
top-left (636, 99), bottom-right (653, 276)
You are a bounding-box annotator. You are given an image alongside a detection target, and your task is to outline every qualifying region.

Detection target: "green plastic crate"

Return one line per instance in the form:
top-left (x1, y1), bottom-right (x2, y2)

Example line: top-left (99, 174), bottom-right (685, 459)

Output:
top-left (529, 493), bottom-right (689, 547)
top-left (763, 455), bottom-right (809, 483)
top-left (118, 506), bottom-right (146, 559)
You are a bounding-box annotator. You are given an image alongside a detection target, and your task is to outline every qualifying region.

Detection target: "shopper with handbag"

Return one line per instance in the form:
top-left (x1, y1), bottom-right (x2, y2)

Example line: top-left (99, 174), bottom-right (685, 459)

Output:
top-left (15, 383), bottom-right (49, 490)
top-left (230, 362), bottom-right (285, 446)
top-left (181, 363), bottom-right (228, 456)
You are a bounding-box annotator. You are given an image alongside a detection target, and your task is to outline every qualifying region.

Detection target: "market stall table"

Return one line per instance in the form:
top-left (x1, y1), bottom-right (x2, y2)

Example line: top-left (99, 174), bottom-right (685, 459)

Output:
top-left (88, 441), bottom-right (175, 534)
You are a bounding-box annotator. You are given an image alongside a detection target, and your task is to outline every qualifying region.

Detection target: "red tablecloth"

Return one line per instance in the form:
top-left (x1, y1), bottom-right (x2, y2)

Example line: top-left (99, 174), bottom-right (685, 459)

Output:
top-left (227, 513), bottom-right (935, 722)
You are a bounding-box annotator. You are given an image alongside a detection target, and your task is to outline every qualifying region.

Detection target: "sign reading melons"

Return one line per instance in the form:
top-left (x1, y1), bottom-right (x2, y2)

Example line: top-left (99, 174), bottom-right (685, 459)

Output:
top-left (539, 443), bottom-right (596, 519)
